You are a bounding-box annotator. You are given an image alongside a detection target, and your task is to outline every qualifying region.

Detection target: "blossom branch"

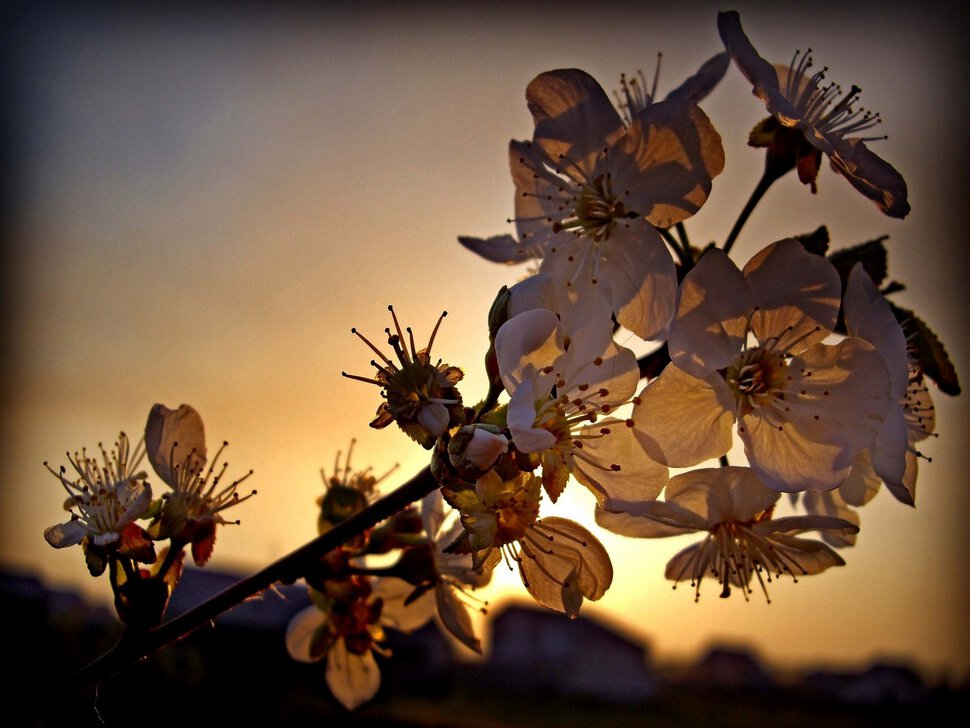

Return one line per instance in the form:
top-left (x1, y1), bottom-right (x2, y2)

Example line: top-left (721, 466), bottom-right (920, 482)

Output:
top-left (61, 464), bottom-right (439, 700)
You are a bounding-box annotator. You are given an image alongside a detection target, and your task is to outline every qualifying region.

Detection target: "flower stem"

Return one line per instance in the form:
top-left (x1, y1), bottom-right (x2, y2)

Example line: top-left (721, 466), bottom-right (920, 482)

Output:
top-left (62, 464), bottom-right (439, 698)
top-left (722, 166), bottom-right (778, 256)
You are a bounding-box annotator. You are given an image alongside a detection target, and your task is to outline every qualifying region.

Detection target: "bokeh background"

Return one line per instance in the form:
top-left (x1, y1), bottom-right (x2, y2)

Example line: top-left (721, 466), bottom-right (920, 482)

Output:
top-left (3, 0), bottom-right (967, 683)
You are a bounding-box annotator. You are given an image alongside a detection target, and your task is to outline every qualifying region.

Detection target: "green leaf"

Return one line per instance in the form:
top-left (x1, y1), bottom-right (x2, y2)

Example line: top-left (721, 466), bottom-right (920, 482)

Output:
top-left (888, 302), bottom-right (961, 395)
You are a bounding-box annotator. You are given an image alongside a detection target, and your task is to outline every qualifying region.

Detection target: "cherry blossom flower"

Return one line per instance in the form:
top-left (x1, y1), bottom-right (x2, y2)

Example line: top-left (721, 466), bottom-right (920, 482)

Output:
top-left (317, 439), bottom-right (398, 534)
top-left (495, 307), bottom-right (667, 504)
top-left (144, 403), bottom-right (256, 565)
top-left (635, 239), bottom-right (891, 492)
top-left (448, 470), bottom-right (612, 618)
top-left (418, 489), bottom-right (491, 653)
top-left (718, 10), bottom-right (909, 217)
top-left (286, 577), bottom-right (434, 710)
top-left (460, 65), bottom-right (725, 339)
top-left (837, 264), bottom-right (935, 506)
top-left (44, 432), bottom-right (153, 556)
top-left (343, 306), bottom-right (464, 448)
top-left (596, 466), bottom-right (858, 601)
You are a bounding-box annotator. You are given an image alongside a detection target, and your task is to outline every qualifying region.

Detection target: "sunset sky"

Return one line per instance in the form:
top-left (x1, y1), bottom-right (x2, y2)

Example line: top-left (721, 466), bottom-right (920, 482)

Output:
top-left (3, 1), bottom-right (967, 681)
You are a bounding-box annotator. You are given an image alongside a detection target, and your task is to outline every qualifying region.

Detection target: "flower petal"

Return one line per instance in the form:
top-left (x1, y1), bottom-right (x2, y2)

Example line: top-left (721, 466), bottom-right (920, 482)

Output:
top-left (457, 234), bottom-right (535, 265)
top-left (435, 583), bottom-right (481, 653)
top-left (617, 99), bottom-right (724, 227)
top-left (373, 577), bottom-right (435, 633)
top-left (44, 519), bottom-right (87, 548)
top-left (495, 308), bottom-right (562, 393)
top-left (634, 366), bottom-right (735, 467)
top-left (829, 137), bottom-right (910, 218)
top-left (326, 640), bottom-right (381, 710)
top-left (285, 606), bottom-right (329, 663)
top-left (571, 421), bottom-right (668, 507)
top-left (717, 12), bottom-right (782, 106)
top-left (145, 403), bottom-right (207, 488)
top-left (526, 69), bottom-right (624, 180)
top-left (844, 263), bottom-right (909, 398)
top-left (743, 239), bottom-right (841, 351)
top-left (664, 52), bottom-right (730, 105)
top-left (667, 466), bottom-right (779, 525)
top-left (669, 247), bottom-right (751, 377)
top-left (599, 219), bottom-right (678, 340)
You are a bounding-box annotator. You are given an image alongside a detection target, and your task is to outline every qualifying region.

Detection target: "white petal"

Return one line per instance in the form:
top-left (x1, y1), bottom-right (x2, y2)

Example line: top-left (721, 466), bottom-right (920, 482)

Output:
top-left (634, 366), bottom-right (735, 467)
top-left (326, 640), bottom-right (381, 710)
top-left (801, 490), bottom-right (860, 548)
top-left (518, 517), bottom-right (612, 617)
top-left (372, 577), bottom-right (435, 633)
top-left (457, 234), bottom-right (535, 265)
top-left (463, 428), bottom-right (509, 470)
top-left (121, 481), bottom-right (153, 524)
top-left (667, 466), bottom-right (779, 525)
top-left (145, 403), bottom-right (207, 488)
top-left (829, 137), bottom-right (910, 219)
top-left (44, 520), bottom-right (87, 548)
top-left (420, 489), bottom-right (446, 540)
top-left (839, 449), bottom-right (882, 507)
top-left (526, 69), bottom-right (624, 180)
top-left (595, 500), bottom-right (706, 537)
top-left (844, 264), bottom-right (909, 398)
top-left (507, 382), bottom-right (558, 453)
top-left (599, 220), bottom-right (677, 340)
top-left (560, 336), bottom-right (640, 407)
top-left (435, 584), bottom-right (481, 654)
top-left (870, 403), bottom-right (909, 488)
top-left (664, 52), bottom-right (730, 105)
top-left (669, 247), bottom-right (750, 377)
top-left (507, 273), bottom-right (557, 317)
top-left (571, 421), bottom-right (667, 506)
top-left (417, 402), bottom-right (450, 438)
top-left (743, 239), bottom-right (841, 352)
top-left (285, 606), bottom-right (329, 663)
top-left (717, 12), bottom-right (780, 101)
top-left (495, 308), bottom-right (562, 393)
top-left (617, 99), bottom-right (724, 227)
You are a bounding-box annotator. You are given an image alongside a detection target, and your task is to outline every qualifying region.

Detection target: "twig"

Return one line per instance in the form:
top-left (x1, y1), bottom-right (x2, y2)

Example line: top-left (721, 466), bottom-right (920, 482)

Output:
top-left (62, 464), bottom-right (439, 698)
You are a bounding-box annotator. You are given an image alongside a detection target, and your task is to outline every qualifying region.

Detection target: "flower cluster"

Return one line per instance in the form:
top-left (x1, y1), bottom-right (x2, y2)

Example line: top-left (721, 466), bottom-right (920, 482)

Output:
top-left (286, 445), bottom-right (489, 708)
top-left (43, 404), bottom-right (254, 628)
top-left (440, 9), bottom-right (953, 614)
top-left (44, 7), bottom-right (959, 714)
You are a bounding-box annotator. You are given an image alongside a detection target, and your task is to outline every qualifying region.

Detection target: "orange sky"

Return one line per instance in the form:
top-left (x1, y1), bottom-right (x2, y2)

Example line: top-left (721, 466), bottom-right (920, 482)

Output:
top-left (3, 1), bottom-right (968, 680)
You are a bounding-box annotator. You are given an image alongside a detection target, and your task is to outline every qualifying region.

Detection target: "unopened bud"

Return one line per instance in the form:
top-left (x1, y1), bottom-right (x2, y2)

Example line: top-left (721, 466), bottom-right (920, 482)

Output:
top-left (449, 425), bottom-right (509, 477)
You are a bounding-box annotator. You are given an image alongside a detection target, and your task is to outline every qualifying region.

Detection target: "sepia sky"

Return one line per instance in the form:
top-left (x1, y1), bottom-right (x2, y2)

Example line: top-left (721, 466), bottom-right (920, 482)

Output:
top-left (3, 0), bottom-right (968, 679)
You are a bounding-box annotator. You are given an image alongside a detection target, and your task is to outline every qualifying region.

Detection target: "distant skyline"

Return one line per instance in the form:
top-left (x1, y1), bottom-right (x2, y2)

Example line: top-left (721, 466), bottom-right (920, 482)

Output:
top-left (3, 0), bottom-right (967, 681)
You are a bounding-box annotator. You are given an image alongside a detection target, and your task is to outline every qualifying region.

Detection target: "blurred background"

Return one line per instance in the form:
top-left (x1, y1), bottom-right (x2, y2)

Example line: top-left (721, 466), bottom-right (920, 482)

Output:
top-left (2, 0), bottom-right (968, 712)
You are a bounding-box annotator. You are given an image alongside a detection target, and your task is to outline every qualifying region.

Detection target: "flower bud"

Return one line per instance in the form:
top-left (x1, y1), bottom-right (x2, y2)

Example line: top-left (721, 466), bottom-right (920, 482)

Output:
top-left (448, 425), bottom-right (509, 478)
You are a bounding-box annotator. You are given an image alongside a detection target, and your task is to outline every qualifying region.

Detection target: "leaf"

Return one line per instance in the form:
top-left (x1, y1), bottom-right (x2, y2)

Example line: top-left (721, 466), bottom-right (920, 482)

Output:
top-left (828, 237), bottom-right (889, 287)
top-left (794, 225), bottom-right (829, 257)
top-left (888, 302), bottom-right (961, 395)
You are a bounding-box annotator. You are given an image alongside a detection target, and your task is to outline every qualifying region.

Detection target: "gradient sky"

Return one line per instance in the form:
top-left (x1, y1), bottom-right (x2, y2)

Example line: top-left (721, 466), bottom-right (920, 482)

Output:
top-left (3, 0), bottom-right (968, 680)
